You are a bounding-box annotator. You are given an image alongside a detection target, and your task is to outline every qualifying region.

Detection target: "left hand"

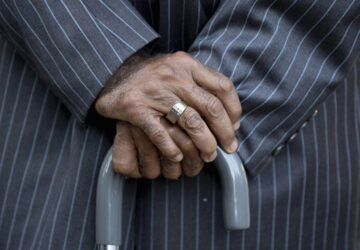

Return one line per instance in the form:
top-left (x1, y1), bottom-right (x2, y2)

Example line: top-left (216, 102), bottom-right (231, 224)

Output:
top-left (112, 118), bottom-right (204, 180)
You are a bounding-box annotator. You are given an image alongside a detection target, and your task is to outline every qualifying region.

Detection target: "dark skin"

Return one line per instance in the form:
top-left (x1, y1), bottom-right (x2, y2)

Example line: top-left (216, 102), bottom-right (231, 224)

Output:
top-left (95, 51), bottom-right (242, 179)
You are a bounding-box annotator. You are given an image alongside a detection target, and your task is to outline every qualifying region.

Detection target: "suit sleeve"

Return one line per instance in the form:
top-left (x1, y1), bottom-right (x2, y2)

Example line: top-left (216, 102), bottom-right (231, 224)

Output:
top-left (188, 0), bottom-right (360, 176)
top-left (0, 0), bottom-right (159, 122)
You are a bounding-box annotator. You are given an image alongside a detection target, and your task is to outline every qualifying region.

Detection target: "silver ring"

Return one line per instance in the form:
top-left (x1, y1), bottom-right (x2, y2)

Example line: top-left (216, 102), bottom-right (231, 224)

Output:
top-left (166, 101), bottom-right (188, 124)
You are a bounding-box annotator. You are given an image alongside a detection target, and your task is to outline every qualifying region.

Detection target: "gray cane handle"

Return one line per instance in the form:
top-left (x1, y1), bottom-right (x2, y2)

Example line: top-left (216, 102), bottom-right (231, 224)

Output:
top-left (213, 146), bottom-right (250, 230)
top-left (96, 146), bottom-right (250, 248)
top-left (96, 148), bottom-right (124, 248)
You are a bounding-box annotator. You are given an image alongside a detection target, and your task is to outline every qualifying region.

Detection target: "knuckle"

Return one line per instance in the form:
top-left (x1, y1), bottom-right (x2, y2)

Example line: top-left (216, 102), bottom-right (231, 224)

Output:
top-left (183, 159), bottom-right (203, 177)
top-left (181, 138), bottom-right (196, 153)
top-left (142, 168), bottom-right (161, 179)
top-left (173, 51), bottom-right (190, 60)
top-left (112, 161), bottom-right (135, 175)
top-left (95, 97), bottom-right (114, 117)
top-left (150, 128), bottom-right (167, 144)
top-left (182, 110), bottom-right (203, 132)
top-left (142, 123), bottom-right (166, 144)
top-left (121, 91), bottom-right (140, 110)
top-left (166, 147), bottom-right (181, 161)
top-left (173, 51), bottom-right (195, 66)
top-left (162, 168), bottom-right (181, 180)
top-left (144, 172), bottom-right (161, 180)
top-left (156, 64), bottom-right (176, 78)
top-left (206, 97), bottom-right (224, 118)
top-left (218, 76), bottom-right (234, 92)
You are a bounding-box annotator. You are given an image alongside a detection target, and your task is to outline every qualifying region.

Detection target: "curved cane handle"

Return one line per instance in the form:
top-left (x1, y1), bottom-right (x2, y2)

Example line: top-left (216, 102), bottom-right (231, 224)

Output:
top-left (96, 146), bottom-right (250, 248)
top-left (213, 146), bottom-right (250, 230)
top-left (96, 148), bottom-right (123, 249)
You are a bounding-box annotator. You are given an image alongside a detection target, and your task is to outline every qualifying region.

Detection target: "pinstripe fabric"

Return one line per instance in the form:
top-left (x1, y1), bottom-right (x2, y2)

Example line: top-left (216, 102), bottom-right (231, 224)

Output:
top-left (0, 0), bottom-right (359, 249)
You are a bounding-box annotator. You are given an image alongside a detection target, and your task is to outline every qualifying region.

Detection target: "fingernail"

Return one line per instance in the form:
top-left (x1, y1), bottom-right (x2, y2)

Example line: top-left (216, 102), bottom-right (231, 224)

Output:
top-left (174, 154), bottom-right (183, 162)
top-left (209, 150), bottom-right (217, 161)
top-left (233, 120), bottom-right (240, 130)
top-left (202, 150), bottom-right (217, 162)
top-left (227, 139), bottom-right (238, 153)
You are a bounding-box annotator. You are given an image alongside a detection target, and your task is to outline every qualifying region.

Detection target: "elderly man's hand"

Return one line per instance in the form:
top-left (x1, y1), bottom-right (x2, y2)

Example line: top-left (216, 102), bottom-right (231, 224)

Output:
top-left (95, 51), bottom-right (241, 179)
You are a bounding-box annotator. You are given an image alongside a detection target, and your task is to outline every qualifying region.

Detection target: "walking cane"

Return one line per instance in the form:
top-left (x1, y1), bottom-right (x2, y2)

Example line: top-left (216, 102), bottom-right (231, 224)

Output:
top-left (96, 146), bottom-right (250, 250)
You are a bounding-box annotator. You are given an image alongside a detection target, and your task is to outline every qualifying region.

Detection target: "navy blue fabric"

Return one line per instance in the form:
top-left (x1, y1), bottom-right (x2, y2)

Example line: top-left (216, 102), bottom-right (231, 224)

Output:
top-left (0, 0), bottom-right (359, 249)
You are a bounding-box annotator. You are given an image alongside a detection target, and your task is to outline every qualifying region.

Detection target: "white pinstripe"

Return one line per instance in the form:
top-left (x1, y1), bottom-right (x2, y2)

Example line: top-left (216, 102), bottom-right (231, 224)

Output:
top-left (233, 0), bottom-right (315, 90)
top-left (120, 0), bottom-right (158, 37)
top-left (47, 179), bottom-right (67, 250)
top-left (78, 0), bottom-right (123, 62)
top-left (260, 24), bottom-right (360, 171)
top-left (0, 51), bottom-right (16, 133)
top-left (0, 57), bottom-right (24, 174)
top-left (241, 230), bottom-right (246, 250)
top-left (192, 2), bottom-right (226, 58)
top-left (43, 0), bottom-right (103, 87)
top-left (124, 183), bottom-right (138, 250)
top-left (210, 173), bottom-right (216, 250)
top-left (180, 177), bottom-right (184, 250)
top-left (256, 176), bottom-right (262, 250)
top-left (28, 121), bottom-right (72, 250)
top-left (150, 181), bottom-right (154, 250)
top-left (61, 129), bottom-right (90, 250)
top-left (164, 180), bottom-right (169, 250)
top-left (310, 119), bottom-right (320, 250)
top-left (97, 19), bottom-right (137, 53)
top-left (25, 0), bottom-right (100, 95)
top-left (0, 82), bottom-right (49, 227)
top-left (5, 102), bottom-right (61, 250)
top-left (221, 0), bottom-right (279, 73)
top-left (343, 79), bottom-right (353, 250)
top-left (270, 160), bottom-right (277, 250)
top-left (352, 65), bottom-right (360, 250)
top-left (203, 0), bottom-right (242, 65)
top-left (322, 102), bottom-right (331, 250)
top-left (78, 133), bottom-right (105, 250)
top-left (245, 14), bottom-right (360, 169)
top-left (60, 0), bottom-right (112, 74)
top-left (195, 175), bottom-right (200, 250)
top-left (0, 40), bottom-right (7, 75)
top-left (238, 0), bottom-right (340, 124)
top-left (195, 0), bottom-right (201, 35)
top-left (226, 231), bottom-right (230, 250)
top-left (332, 92), bottom-right (342, 250)
top-left (298, 130), bottom-right (308, 250)
top-left (284, 145), bottom-right (292, 250)
top-left (238, 0), bottom-right (341, 112)
top-left (10, 0), bottom-right (90, 116)
top-left (99, 0), bottom-right (149, 42)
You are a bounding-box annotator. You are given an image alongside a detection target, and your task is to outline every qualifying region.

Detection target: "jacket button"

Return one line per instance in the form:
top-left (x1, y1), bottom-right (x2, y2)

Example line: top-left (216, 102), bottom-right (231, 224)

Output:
top-left (312, 109), bottom-right (318, 118)
top-left (288, 132), bottom-right (298, 143)
top-left (301, 121), bottom-right (308, 129)
top-left (273, 144), bottom-right (285, 157)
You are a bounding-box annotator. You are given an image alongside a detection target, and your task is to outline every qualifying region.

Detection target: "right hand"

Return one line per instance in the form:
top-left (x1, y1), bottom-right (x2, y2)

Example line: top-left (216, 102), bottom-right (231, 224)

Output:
top-left (95, 51), bottom-right (242, 177)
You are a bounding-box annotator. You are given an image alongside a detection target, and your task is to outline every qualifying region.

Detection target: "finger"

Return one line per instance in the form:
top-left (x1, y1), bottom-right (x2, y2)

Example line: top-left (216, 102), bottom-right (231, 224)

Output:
top-left (174, 85), bottom-right (238, 153)
top-left (176, 106), bottom-right (217, 162)
top-left (160, 118), bottom-right (203, 177)
top-left (113, 121), bottom-right (142, 178)
top-left (160, 154), bottom-right (182, 180)
top-left (130, 126), bottom-right (161, 179)
top-left (190, 61), bottom-right (242, 129)
top-left (138, 117), bottom-right (183, 163)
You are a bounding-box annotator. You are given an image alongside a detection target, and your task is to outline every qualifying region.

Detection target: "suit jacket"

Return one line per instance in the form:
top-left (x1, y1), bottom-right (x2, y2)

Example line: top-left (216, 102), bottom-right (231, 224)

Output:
top-left (0, 0), bottom-right (359, 249)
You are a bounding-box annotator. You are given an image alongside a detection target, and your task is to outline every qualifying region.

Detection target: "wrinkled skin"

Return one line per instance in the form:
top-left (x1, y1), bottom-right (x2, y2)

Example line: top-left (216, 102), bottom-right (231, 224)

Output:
top-left (95, 51), bottom-right (242, 179)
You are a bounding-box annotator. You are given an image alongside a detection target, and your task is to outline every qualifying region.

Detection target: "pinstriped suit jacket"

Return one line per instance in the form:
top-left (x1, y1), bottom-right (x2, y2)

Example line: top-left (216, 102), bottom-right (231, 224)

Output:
top-left (0, 0), bottom-right (359, 249)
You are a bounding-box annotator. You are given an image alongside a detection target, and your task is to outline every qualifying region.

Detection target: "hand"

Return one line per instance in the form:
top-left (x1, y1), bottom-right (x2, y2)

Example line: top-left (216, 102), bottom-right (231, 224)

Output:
top-left (95, 51), bottom-right (242, 177)
top-left (112, 119), bottom-right (203, 179)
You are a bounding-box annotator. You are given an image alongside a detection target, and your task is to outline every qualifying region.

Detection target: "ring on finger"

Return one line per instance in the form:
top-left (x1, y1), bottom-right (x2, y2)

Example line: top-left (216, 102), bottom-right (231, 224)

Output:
top-left (166, 101), bottom-right (188, 124)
